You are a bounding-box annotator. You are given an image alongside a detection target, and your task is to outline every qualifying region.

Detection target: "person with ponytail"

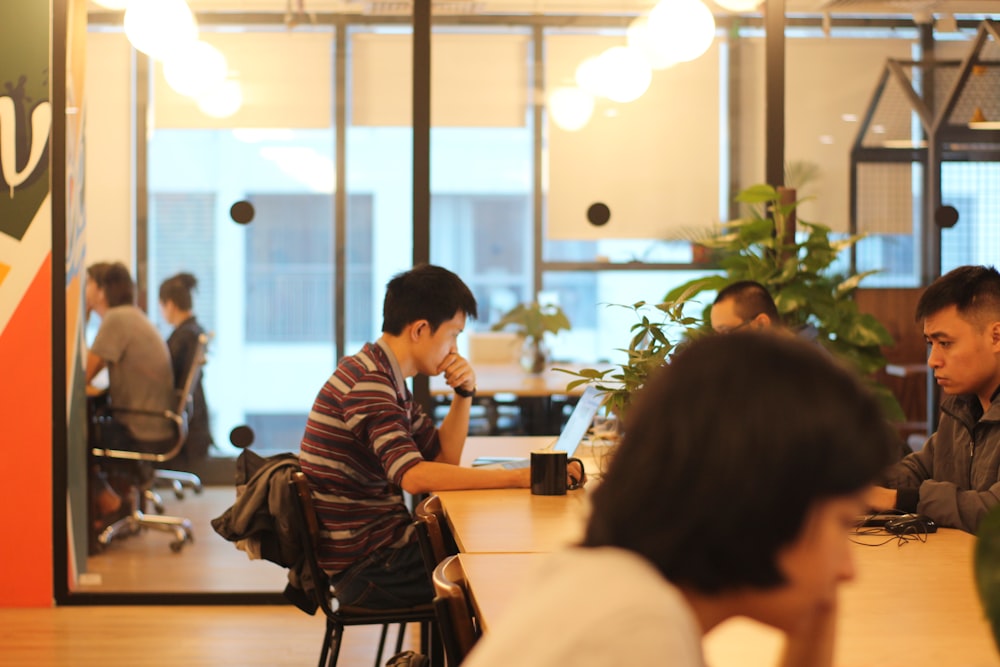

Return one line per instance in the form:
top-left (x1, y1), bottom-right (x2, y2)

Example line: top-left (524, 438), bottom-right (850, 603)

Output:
top-left (159, 272), bottom-right (213, 462)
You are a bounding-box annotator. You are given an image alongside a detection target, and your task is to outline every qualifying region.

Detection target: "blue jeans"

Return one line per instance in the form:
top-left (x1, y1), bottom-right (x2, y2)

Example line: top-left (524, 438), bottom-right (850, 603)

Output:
top-left (331, 541), bottom-right (433, 610)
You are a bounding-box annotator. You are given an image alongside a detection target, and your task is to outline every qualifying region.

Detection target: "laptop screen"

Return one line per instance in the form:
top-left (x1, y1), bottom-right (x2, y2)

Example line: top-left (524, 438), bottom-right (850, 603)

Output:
top-left (552, 385), bottom-right (603, 454)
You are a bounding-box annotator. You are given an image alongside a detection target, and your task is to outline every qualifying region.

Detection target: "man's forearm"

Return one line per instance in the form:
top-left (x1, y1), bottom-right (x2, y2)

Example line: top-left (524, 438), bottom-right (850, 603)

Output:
top-left (401, 460), bottom-right (529, 495)
top-left (436, 395), bottom-right (473, 464)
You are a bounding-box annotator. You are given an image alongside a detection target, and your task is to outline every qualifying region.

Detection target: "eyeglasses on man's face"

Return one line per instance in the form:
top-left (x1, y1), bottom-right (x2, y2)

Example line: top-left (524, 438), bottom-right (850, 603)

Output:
top-left (714, 315), bottom-right (761, 335)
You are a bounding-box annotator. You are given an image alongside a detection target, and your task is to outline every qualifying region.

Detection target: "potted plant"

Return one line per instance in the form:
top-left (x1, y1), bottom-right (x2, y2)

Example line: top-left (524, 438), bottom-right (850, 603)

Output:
top-left (557, 299), bottom-right (704, 424)
top-left (663, 183), bottom-right (904, 421)
top-left (560, 183), bottom-right (903, 427)
top-left (491, 301), bottom-right (571, 374)
top-left (665, 225), bottom-right (724, 265)
top-left (975, 504), bottom-right (1000, 655)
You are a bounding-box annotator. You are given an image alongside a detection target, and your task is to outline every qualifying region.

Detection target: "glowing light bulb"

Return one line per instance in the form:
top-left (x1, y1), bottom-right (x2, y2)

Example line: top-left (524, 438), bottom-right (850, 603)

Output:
top-left (548, 86), bottom-right (595, 131)
top-left (163, 41), bottom-right (228, 98)
top-left (576, 47), bottom-right (652, 103)
top-left (595, 47), bottom-right (653, 103)
top-left (196, 78), bottom-right (244, 119)
top-left (627, 16), bottom-right (677, 70)
top-left (646, 0), bottom-right (717, 65)
top-left (124, 0), bottom-right (198, 61)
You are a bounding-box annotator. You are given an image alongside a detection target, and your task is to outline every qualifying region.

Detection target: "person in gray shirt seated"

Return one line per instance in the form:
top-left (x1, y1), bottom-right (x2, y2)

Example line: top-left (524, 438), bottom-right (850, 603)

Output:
top-left (85, 262), bottom-right (174, 527)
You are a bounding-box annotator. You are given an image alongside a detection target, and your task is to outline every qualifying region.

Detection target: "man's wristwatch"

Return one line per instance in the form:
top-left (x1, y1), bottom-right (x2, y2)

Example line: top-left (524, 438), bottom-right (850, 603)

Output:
top-left (453, 385), bottom-right (476, 399)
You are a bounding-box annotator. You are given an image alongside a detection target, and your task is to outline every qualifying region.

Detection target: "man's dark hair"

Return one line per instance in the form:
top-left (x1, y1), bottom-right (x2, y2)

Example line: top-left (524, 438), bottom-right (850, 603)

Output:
top-left (583, 332), bottom-right (895, 594)
top-left (159, 272), bottom-right (198, 312)
top-left (87, 261), bottom-right (134, 308)
top-left (381, 264), bottom-right (478, 335)
top-left (915, 265), bottom-right (1000, 327)
top-left (713, 280), bottom-right (780, 323)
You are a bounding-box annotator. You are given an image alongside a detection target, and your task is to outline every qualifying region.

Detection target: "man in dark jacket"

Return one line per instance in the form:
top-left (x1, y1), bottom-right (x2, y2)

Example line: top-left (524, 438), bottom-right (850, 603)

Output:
top-left (868, 265), bottom-right (1000, 532)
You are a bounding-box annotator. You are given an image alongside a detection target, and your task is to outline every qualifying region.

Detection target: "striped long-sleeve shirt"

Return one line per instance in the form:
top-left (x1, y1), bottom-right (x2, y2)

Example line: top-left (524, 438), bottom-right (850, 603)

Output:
top-left (299, 340), bottom-right (441, 575)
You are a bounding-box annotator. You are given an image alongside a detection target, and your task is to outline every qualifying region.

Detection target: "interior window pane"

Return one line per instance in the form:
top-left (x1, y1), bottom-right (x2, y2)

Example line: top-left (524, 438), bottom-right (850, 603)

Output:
top-left (542, 269), bottom-right (717, 364)
top-left (424, 28), bottom-right (534, 333)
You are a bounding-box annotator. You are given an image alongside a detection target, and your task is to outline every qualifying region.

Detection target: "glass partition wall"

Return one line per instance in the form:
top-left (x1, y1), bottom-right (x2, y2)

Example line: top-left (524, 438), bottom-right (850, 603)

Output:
top-left (73, 5), bottom-right (961, 599)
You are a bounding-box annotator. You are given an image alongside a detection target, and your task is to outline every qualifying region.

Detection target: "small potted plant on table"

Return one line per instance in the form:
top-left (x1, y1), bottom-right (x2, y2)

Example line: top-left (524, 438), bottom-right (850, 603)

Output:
top-left (491, 301), bottom-right (571, 375)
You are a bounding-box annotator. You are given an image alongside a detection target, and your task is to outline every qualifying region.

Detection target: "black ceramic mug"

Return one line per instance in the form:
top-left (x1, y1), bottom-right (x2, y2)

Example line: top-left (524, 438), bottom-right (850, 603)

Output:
top-left (530, 450), bottom-right (585, 496)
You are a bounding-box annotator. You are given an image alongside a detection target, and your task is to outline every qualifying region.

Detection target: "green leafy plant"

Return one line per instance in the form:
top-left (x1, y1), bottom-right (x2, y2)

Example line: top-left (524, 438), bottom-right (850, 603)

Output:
top-left (491, 302), bottom-right (571, 373)
top-left (663, 183), bottom-right (903, 420)
top-left (557, 299), bottom-right (705, 423)
top-left (559, 183), bottom-right (903, 425)
top-left (975, 504), bottom-right (1000, 655)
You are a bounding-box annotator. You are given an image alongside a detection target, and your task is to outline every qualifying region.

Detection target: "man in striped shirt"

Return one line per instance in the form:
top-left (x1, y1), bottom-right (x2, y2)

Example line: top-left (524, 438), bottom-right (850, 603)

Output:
top-left (299, 264), bottom-right (531, 609)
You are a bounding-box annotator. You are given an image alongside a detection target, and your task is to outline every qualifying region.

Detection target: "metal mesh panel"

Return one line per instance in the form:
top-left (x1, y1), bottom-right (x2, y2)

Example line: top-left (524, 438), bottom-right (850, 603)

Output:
top-left (861, 66), bottom-right (923, 148)
top-left (945, 37), bottom-right (1000, 126)
top-left (854, 162), bottom-right (920, 285)
top-left (931, 60), bottom-right (962, 116)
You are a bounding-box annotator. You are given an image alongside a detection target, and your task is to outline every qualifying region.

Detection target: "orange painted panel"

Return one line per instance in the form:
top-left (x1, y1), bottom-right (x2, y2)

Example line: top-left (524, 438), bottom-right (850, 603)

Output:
top-left (0, 254), bottom-right (53, 606)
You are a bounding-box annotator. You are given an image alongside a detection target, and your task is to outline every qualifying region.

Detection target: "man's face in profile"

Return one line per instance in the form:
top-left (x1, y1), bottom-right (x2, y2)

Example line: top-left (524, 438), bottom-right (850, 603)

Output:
top-left (923, 304), bottom-right (1000, 402)
top-left (711, 298), bottom-right (771, 334)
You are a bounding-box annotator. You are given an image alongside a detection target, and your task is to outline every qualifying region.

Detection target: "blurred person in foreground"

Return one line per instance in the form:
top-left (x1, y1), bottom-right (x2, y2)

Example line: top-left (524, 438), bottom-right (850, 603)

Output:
top-left (465, 332), bottom-right (895, 667)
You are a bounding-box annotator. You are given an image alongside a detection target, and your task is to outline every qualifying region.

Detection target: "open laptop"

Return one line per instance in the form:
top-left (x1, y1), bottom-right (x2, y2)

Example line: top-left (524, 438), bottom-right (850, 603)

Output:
top-left (471, 385), bottom-right (604, 470)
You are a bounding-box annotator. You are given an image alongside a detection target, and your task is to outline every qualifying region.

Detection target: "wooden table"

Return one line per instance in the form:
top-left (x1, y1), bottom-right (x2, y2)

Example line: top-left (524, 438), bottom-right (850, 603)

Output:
top-left (441, 437), bottom-right (1000, 666)
top-left (705, 528), bottom-right (1000, 667)
top-left (431, 363), bottom-right (611, 435)
top-left (430, 363), bottom-right (605, 398)
top-left (436, 488), bottom-right (589, 553)
top-left (458, 531), bottom-right (1000, 667)
top-left (440, 436), bottom-right (598, 553)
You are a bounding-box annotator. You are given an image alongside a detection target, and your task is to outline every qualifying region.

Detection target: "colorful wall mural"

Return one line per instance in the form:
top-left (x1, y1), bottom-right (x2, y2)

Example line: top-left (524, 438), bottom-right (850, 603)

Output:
top-left (0, 0), bottom-right (55, 606)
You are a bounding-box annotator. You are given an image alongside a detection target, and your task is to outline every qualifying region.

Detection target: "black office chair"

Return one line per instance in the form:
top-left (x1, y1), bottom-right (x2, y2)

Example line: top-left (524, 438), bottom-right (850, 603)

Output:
top-left (431, 555), bottom-right (481, 666)
top-left (148, 332), bottom-right (214, 509)
top-left (90, 333), bottom-right (207, 552)
top-left (288, 471), bottom-right (437, 667)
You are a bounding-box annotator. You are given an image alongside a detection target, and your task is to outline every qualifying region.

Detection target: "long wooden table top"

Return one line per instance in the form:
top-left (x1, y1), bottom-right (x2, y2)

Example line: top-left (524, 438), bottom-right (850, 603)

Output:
top-left (436, 487), bottom-right (589, 553)
top-left (442, 438), bottom-right (1000, 666)
top-left (440, 436), bottom-right (603, 553)
top-left (459, 531), bottom-right (1000, 667)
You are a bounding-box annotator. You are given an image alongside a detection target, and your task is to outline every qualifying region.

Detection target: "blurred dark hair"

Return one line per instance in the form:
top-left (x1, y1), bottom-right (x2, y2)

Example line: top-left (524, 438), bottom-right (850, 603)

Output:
top-left (915, 265), bottom-right (1000, 328)
top-left (583, 332), bottom-right (895, 594)
top-left (159, 272), bottom-right (199, 312)
top-left (382, 264), bottom-right (477, 335)
top-left (87, 261), bottom-right (134, 308)
top-left (714, 280), bottom-right (780, 323)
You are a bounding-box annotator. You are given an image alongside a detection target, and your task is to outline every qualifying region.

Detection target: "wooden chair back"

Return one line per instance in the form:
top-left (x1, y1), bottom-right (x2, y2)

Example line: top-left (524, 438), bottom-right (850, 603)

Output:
top-left (432, 555), bottom-right (480, 665)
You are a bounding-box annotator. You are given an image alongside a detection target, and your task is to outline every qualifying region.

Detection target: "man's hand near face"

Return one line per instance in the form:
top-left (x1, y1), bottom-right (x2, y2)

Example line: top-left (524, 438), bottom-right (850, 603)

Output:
top-left (438, 352), bottom-right (476, 395)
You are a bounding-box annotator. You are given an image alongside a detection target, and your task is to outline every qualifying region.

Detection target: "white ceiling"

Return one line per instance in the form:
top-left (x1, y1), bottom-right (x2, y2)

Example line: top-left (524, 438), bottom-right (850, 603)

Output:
top-left (148, 0), bottom-right (1000, 17)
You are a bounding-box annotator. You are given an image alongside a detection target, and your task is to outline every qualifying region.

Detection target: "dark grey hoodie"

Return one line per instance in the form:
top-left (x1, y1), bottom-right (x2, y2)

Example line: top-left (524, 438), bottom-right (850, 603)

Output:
top-left (883, 386), bottom-right (1000, 533)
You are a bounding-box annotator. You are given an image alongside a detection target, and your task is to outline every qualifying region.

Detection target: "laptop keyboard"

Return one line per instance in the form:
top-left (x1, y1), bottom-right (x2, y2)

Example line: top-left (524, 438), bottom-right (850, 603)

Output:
top-left (497, 459), bottom-right (530, 470)
top-left (472, 457), bottom-right (531, 470)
